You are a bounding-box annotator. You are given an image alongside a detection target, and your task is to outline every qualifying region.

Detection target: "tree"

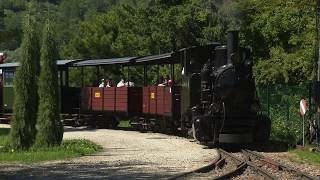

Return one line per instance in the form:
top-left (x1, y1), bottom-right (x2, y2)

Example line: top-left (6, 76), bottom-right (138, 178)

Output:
top-left (237, 0), bottom-right (316, 84)
top-left (9, 12), bottom-right (40, 150)
top-left (35, 20), bottom-right (63, 147)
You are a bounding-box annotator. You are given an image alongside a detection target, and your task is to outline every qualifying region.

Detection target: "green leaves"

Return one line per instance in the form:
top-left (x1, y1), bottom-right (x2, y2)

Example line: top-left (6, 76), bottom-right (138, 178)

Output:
top-left (1, 0), bottom-right (316, 84)
top-left (239, 0), bottom-right (316, 84)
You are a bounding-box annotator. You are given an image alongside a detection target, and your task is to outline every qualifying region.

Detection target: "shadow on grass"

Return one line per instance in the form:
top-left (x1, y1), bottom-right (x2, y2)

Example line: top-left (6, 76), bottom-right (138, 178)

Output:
top-left (0, 160), bottom-right (181, 180)
top-left (0, 128), bottom-right (10, 136)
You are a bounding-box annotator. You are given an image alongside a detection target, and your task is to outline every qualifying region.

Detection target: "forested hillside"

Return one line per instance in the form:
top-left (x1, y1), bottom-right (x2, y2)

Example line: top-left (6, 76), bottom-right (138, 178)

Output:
top-left (0, 0), bottom-right (316, 84)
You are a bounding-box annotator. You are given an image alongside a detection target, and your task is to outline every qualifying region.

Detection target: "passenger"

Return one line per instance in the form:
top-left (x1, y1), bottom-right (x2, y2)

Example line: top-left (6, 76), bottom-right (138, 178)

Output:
top-left (126, 78), bottom-right (135, 87)
top-left (158, 76), bottom-right (166, 86)
top-left (166, 75), bottom-right (173, 86)
top-left (99, 78), bottom-right (105, 88)
top-left (117, 78), bottom-right (125, 87)
top-left (105, 79), bottom-right (111, 87)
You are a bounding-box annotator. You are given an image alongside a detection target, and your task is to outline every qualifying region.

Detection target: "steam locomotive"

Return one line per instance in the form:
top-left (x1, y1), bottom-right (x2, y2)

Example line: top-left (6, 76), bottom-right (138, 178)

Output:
top-left (181, 31), bottom-right (271, 145)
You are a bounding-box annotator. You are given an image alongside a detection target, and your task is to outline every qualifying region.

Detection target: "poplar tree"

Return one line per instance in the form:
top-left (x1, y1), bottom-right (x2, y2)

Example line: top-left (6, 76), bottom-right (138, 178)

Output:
top-left (35, 20), bottom-right (63, 147)
top-left (10, 13), bottom-right (40, 150)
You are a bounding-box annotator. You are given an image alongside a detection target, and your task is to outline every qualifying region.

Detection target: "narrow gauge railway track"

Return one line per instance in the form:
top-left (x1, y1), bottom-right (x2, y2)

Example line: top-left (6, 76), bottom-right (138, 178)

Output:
top-left (171, 149), bottom-right (318, 180)
top-left (243, 149), bottom-right (318, 180)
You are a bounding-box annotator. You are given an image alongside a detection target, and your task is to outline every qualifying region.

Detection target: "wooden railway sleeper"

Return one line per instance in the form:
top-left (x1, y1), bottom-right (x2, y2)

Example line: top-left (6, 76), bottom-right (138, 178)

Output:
top-left (215, 157), bottom-right (226, 169)
top-left (244, 149), bottom-right (318, 180)
top-left (246, 161), bottom-right (277, 180)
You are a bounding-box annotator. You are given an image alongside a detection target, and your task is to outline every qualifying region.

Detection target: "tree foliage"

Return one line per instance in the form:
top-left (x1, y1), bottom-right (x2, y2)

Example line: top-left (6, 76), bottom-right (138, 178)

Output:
top-left (0, 0), bottom-right (317, 84)
top-left (35, 20), bottom-right (63, 147)
top-left (237, 0), bottom-right (316, 84)
top-left (10, 12), bottom-right (40, 150)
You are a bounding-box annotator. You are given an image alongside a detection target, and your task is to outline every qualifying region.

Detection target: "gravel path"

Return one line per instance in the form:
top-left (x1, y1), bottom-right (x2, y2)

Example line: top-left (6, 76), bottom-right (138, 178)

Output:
top-left (0, 125), bottom-right (219, 179)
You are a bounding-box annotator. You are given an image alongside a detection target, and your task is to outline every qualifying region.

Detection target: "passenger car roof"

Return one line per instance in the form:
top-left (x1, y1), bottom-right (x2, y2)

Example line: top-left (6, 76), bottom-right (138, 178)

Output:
top-left (0, 59), bottom-right (82, 69)
top-left (73, 57), bottom-right (136, 66)
top-left (134, 52), bottom-right (178, 65)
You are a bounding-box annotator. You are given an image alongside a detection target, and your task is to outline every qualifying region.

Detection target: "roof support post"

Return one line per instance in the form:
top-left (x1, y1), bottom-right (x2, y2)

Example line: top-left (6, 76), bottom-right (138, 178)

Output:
top-left (157, 64), bottom-right (160, 84)
top-left (144, 64), bottom-right (147, 86)
top-left (81, 67), bottom-right (84, 87)
top-left (65, 67), bottom-right (69, 87)
top-left (127, 66), bottom-right (130, 83)
top-left (96, 66), bottom-right (100, 86)
top-left (59, 70), bottom-right (63, 87)
top-left (171, 63), bottom-right (174, 85)
top-left (121, 65), bottom-right (124, 79)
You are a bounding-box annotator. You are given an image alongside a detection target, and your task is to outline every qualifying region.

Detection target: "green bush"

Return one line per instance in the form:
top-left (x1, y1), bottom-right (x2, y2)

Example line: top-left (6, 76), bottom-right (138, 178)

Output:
top-left (61, 139), bottom-right (102, 155)
top-left (0, 139), bottom-right (102, 162)
top-left (257, 84), bottom-right (312, 144)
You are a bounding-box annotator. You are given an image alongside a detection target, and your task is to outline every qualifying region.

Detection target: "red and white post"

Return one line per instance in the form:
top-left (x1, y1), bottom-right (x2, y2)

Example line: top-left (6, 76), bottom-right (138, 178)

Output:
top-left (300, 99), bottom-right (307, 146)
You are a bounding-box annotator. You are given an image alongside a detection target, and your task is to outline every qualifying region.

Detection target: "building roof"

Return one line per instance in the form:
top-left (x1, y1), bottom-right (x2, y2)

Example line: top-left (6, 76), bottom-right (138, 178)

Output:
top-left (73, 57), bottom-right (136, 67)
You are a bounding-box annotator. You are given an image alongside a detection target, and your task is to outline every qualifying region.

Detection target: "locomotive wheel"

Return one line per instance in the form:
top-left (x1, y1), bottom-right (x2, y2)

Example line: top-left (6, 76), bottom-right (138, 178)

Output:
top-left (254, 114), bottom-right (271, 143)
top-left (192, 120), bottom-right (213, 142)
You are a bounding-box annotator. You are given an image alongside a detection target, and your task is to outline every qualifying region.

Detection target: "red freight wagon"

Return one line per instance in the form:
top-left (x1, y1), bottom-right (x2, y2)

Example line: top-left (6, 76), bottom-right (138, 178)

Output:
top-left (81, 87), bottom-right (142, 116)
top-left (142, 86), bottom-right (181, 116)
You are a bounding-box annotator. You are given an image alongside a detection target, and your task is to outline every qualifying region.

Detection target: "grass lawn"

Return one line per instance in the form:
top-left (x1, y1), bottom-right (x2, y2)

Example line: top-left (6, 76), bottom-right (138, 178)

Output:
top-left (0, 128), bottom-right (102, 163)
top-left (0, 128), bottom-right (10, 146)
top-left (287, 148), bottom-right (320, 166)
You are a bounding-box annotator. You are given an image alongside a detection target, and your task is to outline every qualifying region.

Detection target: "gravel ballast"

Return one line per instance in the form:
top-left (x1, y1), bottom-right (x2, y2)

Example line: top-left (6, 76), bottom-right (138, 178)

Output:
top-left (0, 125), bottom-right (219, 179)
top-left (261, 152), bottom-right (320, 178)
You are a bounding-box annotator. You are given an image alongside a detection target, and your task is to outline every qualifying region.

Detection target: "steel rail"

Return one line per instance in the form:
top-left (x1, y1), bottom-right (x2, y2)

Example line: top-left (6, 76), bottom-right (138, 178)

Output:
top-left (212, 162), bottom-right (247, 180)
top-left (246, 161), bottom-right (277, 179)
top-left (169, 153), bottom-right (221, 179)
top-left (218, 149), bottom-right (276, 180)
top-left (171, 148), bottom-right (317, 180)
top-left (170, 149), bottom-right (248, 180)
top-left (212, 149), bottom-right (248, 179)
top-left (244, 149), bottom-right (318, 180)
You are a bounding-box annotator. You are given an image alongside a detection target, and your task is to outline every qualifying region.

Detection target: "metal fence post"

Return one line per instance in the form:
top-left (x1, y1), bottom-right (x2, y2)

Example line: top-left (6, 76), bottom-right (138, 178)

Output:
top-left (308, 83), bottom-right (312, 121)
top-left (286, 84), bottom-right (290, 123)
top-left (317, 116), bottom-right (320, 148)
top-left (267, 84), bottom-right (270, 117)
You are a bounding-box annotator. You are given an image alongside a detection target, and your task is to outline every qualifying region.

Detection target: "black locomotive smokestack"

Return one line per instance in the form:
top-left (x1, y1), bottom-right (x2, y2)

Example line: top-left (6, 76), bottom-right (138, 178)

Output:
top-left (227, 31), bottom-right (239, 64)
